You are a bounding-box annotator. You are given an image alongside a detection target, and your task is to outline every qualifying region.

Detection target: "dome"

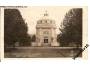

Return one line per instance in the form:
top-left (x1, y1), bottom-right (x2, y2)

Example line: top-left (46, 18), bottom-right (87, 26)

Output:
top-left (36, 12), bottom-right (56, 29)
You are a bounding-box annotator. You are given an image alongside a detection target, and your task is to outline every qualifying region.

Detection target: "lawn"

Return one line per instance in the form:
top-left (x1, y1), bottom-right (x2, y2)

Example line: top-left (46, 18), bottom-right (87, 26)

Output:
top-left (4, 47), bottom-right (82, 58)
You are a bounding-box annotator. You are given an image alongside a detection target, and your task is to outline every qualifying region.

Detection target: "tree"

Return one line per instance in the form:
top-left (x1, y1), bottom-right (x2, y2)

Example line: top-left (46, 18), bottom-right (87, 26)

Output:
top-left (4, 9), bottom-right (31, 47)
top-left (57, 8), bottom-right (82, 47)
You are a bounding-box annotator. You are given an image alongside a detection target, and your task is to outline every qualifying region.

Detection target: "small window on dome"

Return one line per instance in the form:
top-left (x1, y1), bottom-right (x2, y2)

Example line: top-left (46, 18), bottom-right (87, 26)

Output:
top-left (45, 20), bottom-right (47, 23)
top-left (40, 20), bottom-right (42, 23)
top-left (50, 20), bottom-right (52, 23)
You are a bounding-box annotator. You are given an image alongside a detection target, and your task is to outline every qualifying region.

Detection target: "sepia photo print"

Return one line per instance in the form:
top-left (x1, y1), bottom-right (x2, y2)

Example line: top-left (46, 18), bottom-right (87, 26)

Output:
top-left (3, 6), bottom-right (87, 58)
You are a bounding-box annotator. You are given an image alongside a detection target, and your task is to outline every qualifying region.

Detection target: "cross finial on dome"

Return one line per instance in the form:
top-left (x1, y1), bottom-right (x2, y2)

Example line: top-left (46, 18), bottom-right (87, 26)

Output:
top-left (44, 10), bottom-right (48, 16)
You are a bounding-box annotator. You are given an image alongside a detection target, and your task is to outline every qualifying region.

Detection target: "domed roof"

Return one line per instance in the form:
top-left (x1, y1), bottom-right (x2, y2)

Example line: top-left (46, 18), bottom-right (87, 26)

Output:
top-left (36, 11), bottom-right (56, 29)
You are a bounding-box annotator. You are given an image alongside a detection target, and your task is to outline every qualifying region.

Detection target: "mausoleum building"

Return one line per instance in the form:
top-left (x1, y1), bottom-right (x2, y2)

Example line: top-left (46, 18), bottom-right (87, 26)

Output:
top-left (35, 12), bottom-right (59, 46)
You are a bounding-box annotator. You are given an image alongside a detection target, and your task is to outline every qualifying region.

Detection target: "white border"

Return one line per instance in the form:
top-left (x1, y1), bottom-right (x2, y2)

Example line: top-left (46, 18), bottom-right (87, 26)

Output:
top-left (0, 0), bottom-right (90, 70)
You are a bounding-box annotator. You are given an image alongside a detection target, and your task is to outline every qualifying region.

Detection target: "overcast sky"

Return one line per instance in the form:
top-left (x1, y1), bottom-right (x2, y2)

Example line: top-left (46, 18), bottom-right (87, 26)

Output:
top-left (19, 6), bottom-right (75, 35)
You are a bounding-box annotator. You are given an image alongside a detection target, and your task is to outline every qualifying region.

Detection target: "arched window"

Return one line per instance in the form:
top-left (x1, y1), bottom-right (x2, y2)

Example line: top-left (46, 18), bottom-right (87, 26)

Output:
top-left (45, 20), bottom-right (47, 23)
top-left (43, 31), bottom-right (49, 34)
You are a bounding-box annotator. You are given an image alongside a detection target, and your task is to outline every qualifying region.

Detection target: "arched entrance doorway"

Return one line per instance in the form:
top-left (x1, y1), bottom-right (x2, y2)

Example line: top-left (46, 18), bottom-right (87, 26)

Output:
top-left (42, 37), bottom-right (50, 46)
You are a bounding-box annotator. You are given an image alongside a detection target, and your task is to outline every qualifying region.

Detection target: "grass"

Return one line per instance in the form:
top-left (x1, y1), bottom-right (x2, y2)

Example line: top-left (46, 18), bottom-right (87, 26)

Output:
top-left (4, 47), bottom-right (82, 58)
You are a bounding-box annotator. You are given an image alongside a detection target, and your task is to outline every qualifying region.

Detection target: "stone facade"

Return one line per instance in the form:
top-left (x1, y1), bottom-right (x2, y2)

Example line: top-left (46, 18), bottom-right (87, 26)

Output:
top-left (35, 12), bottom-right (59, 47)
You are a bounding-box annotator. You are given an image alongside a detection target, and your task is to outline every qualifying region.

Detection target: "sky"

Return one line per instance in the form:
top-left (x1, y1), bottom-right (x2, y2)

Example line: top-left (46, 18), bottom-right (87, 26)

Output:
top-left (18, 6), bottom-right (74, 35)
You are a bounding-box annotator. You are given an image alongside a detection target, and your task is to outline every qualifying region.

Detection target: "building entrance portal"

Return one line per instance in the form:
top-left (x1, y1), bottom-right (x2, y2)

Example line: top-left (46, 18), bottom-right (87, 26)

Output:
top-left (43, 37), bottom-right (50, 46)
top-left (44, 38), bottom-right (48, 43)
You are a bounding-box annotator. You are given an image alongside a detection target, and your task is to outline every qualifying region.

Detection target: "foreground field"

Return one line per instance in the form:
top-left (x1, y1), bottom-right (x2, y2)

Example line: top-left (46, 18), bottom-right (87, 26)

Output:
top-left (4, 47), bottom-right (82, 58)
